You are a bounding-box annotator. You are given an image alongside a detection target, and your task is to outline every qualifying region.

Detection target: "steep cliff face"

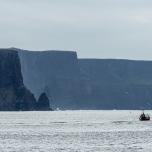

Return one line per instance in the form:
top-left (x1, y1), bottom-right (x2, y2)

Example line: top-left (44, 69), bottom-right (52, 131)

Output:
top-left (78, 59), bottom-right (152, 109)
top-left (0, 49), bottom-right (37, 111)
top-left (0, 49), bottom-right (23, 89)
top-left (18, 50), bottom-right (81, 109)
top-left (18, 48), bottom-right (152, 110)
top-left (79, 59), bottom-right (152, 85)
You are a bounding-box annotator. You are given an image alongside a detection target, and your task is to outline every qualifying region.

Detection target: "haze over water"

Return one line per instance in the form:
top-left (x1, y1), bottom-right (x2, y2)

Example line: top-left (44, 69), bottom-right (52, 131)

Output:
top-left (0, 110), bottom-right (151, 152)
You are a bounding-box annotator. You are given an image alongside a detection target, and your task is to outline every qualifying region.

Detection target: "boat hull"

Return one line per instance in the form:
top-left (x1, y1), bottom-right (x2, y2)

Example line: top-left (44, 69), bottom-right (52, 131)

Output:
top-left (139, 117), bottom-right (150, 121)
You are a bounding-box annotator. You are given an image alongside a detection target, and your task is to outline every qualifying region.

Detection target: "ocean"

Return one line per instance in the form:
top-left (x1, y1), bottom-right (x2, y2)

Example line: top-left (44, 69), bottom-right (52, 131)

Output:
top-left (0, 110), bottom-right (151, 152)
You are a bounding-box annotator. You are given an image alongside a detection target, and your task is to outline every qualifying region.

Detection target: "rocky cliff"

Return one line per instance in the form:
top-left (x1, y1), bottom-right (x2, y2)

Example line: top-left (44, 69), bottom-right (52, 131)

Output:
top-left (78, 59), bottom-right (152, 109)
top-left (18, 50), bottom-right (81, 109)
top-left (17, 48), bottom-right (152, 110)
top-left (0, 49), bottom-right (38, 111)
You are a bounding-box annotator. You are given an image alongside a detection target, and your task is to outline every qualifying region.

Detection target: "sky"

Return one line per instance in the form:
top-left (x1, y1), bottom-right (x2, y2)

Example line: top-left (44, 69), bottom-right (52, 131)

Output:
top-left (0, 0), bottom-right (152, 59)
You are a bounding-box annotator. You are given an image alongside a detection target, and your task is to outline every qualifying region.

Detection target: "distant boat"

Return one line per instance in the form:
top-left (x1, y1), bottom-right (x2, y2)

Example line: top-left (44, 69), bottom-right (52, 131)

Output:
top-left (139, 111), bottom-right (150, 121)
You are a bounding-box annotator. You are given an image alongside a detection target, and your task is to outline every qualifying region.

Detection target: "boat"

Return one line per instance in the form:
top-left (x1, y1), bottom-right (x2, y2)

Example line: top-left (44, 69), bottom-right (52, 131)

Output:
top-left (139, 112), bottom-right (150, 121)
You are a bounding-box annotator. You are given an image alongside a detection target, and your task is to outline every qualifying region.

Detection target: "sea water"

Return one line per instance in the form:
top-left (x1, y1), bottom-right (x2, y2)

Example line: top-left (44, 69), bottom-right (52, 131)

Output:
top-left (0, 110), bottom-right (151, 152)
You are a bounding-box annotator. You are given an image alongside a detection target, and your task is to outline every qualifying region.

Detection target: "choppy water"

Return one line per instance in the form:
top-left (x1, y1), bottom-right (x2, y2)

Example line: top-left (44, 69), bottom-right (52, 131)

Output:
top-left (0, 110), bottom-right (152, 152)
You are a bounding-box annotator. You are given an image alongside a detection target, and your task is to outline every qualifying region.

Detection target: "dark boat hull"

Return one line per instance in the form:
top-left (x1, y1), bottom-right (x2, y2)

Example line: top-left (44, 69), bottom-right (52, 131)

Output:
top-left (139, 117), bottom-right (150, 121)
top-left (139, 118), bottom-right (150, 121)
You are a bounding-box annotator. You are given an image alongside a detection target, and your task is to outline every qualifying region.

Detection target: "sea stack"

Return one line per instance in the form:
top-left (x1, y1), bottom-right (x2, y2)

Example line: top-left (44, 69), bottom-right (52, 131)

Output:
top-left (37, 92), bottom-right (52, 111)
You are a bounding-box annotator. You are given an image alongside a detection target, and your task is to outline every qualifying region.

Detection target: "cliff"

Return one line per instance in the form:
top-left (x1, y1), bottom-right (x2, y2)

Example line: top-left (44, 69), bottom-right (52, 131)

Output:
top-left (0, 49), bottom-right (37, 111)
top-left (18, 50), bottom-right (81, 109)
top-left (78, 59), bottom-right (152, 109)
top-left (17, 48), bottom-right (152, 110)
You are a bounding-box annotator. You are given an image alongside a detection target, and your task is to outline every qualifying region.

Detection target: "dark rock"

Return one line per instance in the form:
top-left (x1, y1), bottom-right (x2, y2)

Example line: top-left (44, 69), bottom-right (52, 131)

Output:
top-left (15, 86), bottom-right (36, 111)
top-left (0, 49), bottom-right (36, 111)
top-left (0, 49), bottom-right (23, 89)
top-left (37, 92), bottom-right (52, 111)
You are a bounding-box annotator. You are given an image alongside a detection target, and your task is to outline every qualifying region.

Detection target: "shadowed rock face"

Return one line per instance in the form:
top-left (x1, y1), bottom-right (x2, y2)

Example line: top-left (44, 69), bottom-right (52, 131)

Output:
top-left (0, 50), bottom-right (23, 89)
top-left (37, 93), bottom-right (52, 111)
top-left (0, 49), bottom-right (37, 111)
top-left (15, 86), bottom-right (37, 111)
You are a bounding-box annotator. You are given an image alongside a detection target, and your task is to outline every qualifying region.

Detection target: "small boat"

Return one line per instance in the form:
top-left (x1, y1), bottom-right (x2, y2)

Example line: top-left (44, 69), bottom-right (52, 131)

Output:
top-left (139, 112), bottom-right (150, 121)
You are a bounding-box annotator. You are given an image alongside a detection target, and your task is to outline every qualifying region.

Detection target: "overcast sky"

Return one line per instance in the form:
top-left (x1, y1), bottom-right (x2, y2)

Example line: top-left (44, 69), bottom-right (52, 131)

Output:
top-left (0, 0), bottom-right (152, 59)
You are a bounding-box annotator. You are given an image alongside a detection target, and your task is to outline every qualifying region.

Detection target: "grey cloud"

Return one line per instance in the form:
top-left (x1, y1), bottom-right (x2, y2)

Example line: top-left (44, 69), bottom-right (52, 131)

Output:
top-left (0, 0), bottom-right (152, 59)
